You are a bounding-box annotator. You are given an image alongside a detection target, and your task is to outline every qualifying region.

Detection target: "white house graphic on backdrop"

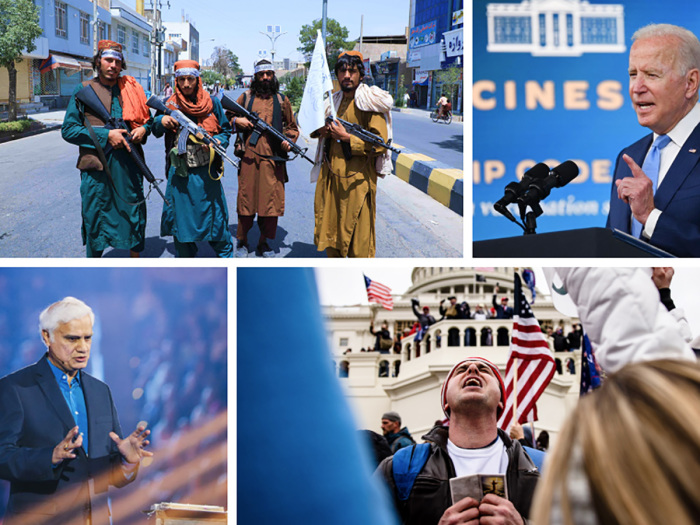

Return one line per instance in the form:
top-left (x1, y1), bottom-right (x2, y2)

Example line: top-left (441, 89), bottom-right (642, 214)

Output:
top-left (487, 0), bottom-right (625, 56)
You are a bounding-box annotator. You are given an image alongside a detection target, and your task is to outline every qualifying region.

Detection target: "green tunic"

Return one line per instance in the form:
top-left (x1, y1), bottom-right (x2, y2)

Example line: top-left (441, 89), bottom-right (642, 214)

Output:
top-left (61, 82), bottom-right (150, 256)
top-left (152, 97), bottom-right (232, 246)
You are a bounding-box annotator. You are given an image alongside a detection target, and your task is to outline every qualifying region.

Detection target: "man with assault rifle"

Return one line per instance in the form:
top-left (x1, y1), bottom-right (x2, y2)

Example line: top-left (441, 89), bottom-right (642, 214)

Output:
top-left (61, 40), bottom-right (152, 258)
top-left (311, 51), bottom-right (394, 258)
top-left (150, 59), bottom-right (234, 258)
top-left (225, 58), bottom-right (300, 258)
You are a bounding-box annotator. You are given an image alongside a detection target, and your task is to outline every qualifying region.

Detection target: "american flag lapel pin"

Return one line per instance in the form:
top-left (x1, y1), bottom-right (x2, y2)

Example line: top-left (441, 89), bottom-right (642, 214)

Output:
top-left (690, 149), bottom-right (697, 153)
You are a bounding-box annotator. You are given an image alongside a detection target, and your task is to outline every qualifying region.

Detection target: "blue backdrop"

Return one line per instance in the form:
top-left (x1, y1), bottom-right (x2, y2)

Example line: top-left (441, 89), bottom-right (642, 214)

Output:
top-left (473, 0), bottom-right (700, 241)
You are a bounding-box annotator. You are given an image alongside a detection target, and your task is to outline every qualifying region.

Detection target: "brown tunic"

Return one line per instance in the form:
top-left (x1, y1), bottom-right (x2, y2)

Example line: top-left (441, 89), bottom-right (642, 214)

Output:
top-left (233, 91), bottom-right (299, 216)
top-left (313, 96), bottom-right (388, 258)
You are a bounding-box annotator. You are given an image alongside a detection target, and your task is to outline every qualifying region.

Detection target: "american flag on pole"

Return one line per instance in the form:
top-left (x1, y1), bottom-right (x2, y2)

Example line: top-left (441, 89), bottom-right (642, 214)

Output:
top-left (498, 273), bottom-right (556, 431)
top-left (364, 274), bottom-right (393, 310)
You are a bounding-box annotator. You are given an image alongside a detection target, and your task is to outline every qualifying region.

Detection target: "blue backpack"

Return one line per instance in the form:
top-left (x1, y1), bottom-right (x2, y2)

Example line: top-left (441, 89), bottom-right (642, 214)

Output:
top-left (391, 443), bottom-right (432, 501)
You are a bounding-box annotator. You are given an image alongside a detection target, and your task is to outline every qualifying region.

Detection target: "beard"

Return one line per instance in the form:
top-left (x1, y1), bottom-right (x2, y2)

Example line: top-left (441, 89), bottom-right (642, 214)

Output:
top-left (251, 76), bottom-right (279, 97)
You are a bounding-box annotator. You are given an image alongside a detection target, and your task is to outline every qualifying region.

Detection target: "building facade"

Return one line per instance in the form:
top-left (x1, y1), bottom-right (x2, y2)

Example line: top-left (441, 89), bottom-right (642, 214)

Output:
top-left (3, 0), bottom-right (111, 110)
top-left (486, 0), bottom-right (625, 56)
top-left (162, 20), bottom-right (199, 63)
top-left (353, 33), bottom-right (411, 101)
top-left (407, 0), bottom-right (464, 110)
top-left (110, 0), bottom-right (152, 91)
top-left (1, 0), bottom-right (154, 111)
top-left (324, 267), bottom-right (582, 449)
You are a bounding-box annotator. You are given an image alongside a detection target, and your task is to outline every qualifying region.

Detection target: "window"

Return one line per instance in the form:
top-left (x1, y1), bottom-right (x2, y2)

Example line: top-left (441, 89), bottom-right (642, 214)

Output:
top-left (131, 29), bottom-right (139, 54)
top-left (55, 1), bottom-right (67, 38)
top-left (80, 12), bottom-right (90, 45)
top-left (117, 24), bottom-right (126, 45)
top-left (339, 338), bottom-right (348, 347)
top-left (98, 20), bottom-right (107, 41)
top-left (142, 32), bottom-right (150, 56)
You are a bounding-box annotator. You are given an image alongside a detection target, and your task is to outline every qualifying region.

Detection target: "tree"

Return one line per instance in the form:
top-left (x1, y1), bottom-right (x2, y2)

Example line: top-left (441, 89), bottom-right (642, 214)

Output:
top-left (201, 70), bottom-right (226, 87)
top-left (0, 0), bottom-right (42, 121)
top-left (298, 18), bottom-right (353, 71)
top-left (210, 46), bottom-right (242, 79)
top-left (435, 65), bottom-right (463, 112)
top-left (279, 75), bottom-right (305, 108)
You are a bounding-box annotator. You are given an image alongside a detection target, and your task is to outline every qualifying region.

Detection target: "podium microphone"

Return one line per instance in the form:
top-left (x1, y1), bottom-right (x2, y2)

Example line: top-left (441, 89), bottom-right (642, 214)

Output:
top-left (493, 163), bottom-right (550, 221)
top-left (518, 161), bottom-right (579, 207)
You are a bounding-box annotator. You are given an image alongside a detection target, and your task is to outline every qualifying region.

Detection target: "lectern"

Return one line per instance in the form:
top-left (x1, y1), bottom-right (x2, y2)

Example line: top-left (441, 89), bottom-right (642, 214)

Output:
top-left (473, 227), bottom-right (675, 258)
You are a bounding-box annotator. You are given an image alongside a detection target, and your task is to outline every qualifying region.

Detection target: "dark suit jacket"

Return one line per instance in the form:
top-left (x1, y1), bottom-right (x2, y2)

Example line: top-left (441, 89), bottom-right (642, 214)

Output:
top-left (0, 355), bottom-right (136, 525)
top-left (606, 122), bottom-right (700, 257)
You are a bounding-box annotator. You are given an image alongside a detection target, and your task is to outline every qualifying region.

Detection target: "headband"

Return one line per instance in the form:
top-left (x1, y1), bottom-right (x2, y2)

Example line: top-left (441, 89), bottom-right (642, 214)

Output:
top-left (254, 62), bottom-right (274, 74)
top-left (441, 357), bottom-right (506, 419)
top-left (175, 68), bottom-right (200, 78)
top-left (101, 49), bottom-right (123, 61)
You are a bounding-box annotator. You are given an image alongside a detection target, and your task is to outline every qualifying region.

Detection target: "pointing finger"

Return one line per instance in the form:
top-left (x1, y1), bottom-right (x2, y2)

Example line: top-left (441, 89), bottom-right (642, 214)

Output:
top-left (622, 154), bottom-right (647, 178)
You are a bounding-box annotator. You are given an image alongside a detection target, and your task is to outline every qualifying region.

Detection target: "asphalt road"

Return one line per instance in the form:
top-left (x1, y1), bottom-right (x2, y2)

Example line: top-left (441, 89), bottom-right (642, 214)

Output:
top-left (391, 108), bottom-right (463, 170)
top-left (0, 98), bottom-right (462, 258)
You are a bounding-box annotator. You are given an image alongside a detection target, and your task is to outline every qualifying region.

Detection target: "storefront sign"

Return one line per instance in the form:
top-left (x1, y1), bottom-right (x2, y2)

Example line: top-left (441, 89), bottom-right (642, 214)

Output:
top-left (409, 20), bottom-right (437, 49)
top-left (444, 29), bottom-right (463, 57)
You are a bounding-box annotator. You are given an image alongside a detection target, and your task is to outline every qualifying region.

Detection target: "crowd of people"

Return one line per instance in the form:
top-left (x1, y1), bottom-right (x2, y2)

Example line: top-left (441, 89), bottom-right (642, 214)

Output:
top-left (366, 266), bottom-right (700, 525)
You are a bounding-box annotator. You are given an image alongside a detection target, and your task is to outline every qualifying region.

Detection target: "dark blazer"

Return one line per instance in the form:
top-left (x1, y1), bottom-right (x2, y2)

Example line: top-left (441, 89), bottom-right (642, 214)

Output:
top-left (0, 355), bottom-right (136, 525)
top-left (606, 122), bottom-right (700, 257)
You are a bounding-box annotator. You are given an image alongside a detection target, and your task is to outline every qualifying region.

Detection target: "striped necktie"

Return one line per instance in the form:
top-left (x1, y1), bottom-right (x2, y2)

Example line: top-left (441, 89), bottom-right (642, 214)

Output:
top-left (631, 134), bottom-right (671, 238)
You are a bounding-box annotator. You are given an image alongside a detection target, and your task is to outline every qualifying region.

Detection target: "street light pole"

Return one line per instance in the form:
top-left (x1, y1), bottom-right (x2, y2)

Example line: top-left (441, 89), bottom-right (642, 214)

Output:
top-left (260, 26), bottom-right (287, 64)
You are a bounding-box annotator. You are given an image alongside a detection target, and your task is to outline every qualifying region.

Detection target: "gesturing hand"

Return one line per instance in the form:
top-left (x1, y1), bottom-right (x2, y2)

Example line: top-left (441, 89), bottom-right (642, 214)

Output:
top-left (110, 426), bottom-right (153, 464)
top-left (651, 267), bottom-right (675, 289)
top-left (616, 154), bottom-right (656, 226)
top-left (52, 426), bottom-right (83, 465)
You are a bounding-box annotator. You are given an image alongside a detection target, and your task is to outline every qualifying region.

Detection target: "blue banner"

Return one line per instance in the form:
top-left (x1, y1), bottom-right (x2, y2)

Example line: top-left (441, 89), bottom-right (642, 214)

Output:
top-left (410, 20), bottom-right (438, 49)
top-left (473, 0), bottom-right (700, 241)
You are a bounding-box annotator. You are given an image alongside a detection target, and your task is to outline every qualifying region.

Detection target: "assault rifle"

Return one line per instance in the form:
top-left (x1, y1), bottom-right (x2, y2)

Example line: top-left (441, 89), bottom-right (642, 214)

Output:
top-left (146, 95), bottom-right (239, 169)
top-left (75, 85), bottom-right (168, 204)
top-left (325, 116), bottom-right (401, 155)
top-left (220, 94), bottom-right (315, 165)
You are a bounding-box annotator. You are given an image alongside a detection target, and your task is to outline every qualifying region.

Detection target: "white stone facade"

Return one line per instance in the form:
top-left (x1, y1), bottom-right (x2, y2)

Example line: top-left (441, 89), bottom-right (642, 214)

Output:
top-left (324, 267), bottom-right (582, 448)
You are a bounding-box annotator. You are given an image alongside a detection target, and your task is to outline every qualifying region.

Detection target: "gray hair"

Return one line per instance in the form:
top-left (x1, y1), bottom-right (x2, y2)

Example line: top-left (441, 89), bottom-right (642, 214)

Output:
top-left (632, 24), bottom-right (700, 75)
top-left (39, 297), bottom-right (94, 341)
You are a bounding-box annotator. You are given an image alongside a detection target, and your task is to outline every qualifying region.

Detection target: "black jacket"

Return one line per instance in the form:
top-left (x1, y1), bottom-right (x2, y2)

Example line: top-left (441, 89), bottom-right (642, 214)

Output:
top-left (377, 426), bottom-right (539, 525)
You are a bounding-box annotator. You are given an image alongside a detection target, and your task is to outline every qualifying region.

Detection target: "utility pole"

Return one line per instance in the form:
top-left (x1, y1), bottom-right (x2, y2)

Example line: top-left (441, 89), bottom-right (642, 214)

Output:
top-left (148, 0), bottom-right (170, 94)
top-left (260, 25), bottom-right (286, 64)
top-left (91, 0), bottom-right (99, 55)
top-left (321, 0), bottom-right (328, 45)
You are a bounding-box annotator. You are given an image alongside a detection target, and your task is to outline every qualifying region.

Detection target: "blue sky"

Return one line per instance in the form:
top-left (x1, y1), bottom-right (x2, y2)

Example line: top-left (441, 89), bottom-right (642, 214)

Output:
top-left (154, 0), bottom-right (411, 73)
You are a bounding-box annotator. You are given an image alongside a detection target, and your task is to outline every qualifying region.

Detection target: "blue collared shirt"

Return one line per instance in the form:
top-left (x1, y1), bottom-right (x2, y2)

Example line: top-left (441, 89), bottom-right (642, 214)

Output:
top-left (48, 359), bottom-right (89, 456)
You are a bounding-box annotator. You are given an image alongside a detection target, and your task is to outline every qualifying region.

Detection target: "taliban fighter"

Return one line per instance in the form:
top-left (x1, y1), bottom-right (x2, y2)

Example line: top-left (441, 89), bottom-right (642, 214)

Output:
top-left (228, 58), bottom-right (299, 257)
top-left (151, 60), bottom-right (234, 258)
top-left (312, 51), bottom-right (393, 258)
top-left (61, 40), bottom-right (151, 258)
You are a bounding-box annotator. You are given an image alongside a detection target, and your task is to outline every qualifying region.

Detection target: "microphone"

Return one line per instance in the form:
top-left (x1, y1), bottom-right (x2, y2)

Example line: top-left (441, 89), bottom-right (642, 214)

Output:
top-left (493, 163), bottom-right (550, 220)
top-left (518, 160), bottom-right (579, 207)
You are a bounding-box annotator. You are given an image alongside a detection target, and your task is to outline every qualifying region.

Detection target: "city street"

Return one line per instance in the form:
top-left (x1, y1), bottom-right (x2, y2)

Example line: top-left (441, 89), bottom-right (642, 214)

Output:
top-left (392, 107), bottom-right (463, 170)
top-left (0, 97), bottom-right (462, 258)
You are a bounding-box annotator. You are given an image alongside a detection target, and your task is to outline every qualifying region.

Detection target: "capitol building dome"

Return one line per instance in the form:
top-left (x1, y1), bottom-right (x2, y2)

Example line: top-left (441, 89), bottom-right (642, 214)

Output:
top-left (323, 267), bottom-right (581, 446)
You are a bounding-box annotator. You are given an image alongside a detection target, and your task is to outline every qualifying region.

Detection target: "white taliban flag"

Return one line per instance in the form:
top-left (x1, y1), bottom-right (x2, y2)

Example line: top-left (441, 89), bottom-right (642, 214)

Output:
top-left (298, 30), bottom-right (335, 140)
